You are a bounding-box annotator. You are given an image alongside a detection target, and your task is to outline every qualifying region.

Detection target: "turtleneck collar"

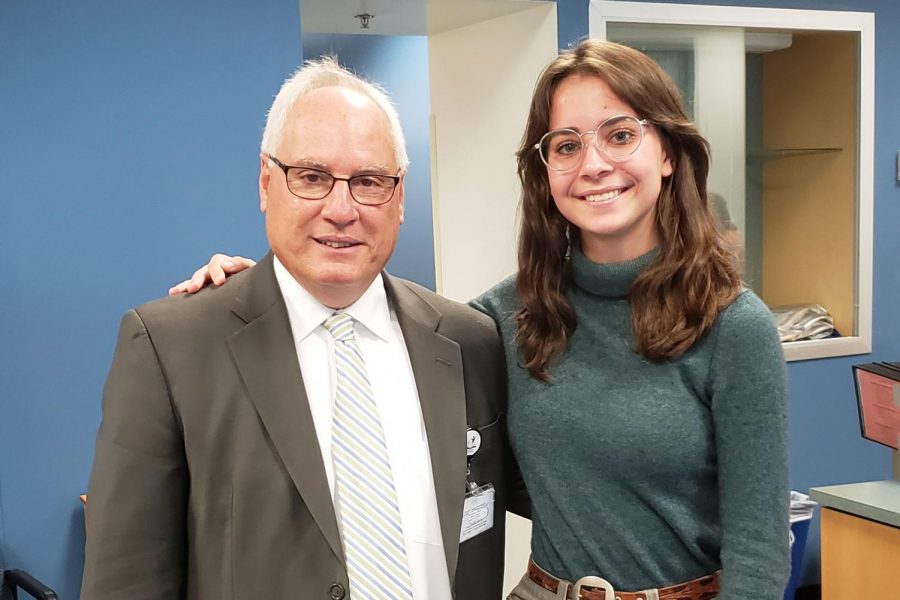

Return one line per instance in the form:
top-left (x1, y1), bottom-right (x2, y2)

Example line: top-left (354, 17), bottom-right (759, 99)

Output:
top-left (571, 245), bottom-right (659, 299)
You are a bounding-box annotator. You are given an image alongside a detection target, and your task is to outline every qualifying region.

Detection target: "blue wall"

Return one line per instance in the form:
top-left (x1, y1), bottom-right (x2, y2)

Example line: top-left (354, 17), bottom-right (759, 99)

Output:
top-left (302, 33), bottom-right (435, 289)
top-left (0, 0), bottom-right (301, 597)
top-left (558, 0), bottom-right (900, 587)
top-left (3, 0), bottom-right (899, 595)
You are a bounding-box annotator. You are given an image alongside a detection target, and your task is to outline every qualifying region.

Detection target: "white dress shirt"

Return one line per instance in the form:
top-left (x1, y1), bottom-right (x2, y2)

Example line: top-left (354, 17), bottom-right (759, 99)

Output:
top-left (273, 257), bottom-right (452, 600)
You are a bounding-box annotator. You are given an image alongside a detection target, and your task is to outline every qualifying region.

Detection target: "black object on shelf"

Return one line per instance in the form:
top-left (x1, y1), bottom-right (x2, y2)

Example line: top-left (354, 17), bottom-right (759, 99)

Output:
top-left (1, 568), bottom-right (58, 600)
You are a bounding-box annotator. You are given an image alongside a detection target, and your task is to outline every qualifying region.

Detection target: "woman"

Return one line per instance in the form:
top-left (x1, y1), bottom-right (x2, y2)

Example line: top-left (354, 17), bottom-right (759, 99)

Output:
top-left (173, 40), bottom-right (789, 599)
top-left (475, 40), bottom-right (788, 600)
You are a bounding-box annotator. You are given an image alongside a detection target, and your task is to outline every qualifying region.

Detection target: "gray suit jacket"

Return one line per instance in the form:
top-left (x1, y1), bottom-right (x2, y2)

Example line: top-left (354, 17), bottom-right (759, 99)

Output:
top-left (82, 253), bottom-right (512, 599)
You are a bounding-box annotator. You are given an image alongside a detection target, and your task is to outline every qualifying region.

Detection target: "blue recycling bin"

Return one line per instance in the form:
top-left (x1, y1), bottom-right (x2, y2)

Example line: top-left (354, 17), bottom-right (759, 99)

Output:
top-left (783, 516), bottom-right (813, 600)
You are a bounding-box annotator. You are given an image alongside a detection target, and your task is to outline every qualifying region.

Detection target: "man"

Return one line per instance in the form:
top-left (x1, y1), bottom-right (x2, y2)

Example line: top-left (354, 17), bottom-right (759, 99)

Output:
top-left (82, 58), bottom-right (510, 599)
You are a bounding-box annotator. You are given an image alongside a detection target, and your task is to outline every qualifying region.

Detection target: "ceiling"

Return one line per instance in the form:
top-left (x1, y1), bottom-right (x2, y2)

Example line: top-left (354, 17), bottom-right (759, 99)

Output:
top-left (301, 0), bottom-right (553, 36)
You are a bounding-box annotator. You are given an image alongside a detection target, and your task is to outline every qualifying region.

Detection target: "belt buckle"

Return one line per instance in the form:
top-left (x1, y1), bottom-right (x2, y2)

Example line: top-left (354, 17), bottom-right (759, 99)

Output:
top-left (572, 575), bottom-right (616, 600)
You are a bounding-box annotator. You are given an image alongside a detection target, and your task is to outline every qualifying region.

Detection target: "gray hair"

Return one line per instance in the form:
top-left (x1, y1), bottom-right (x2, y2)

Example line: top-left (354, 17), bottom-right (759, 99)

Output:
top-left (260, 56), bottom-right (409, 171)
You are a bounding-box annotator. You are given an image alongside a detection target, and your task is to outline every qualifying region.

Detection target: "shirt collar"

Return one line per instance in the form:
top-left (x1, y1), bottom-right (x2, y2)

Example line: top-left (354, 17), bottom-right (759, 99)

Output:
top-left (273, 255), bottom-right (393, 343)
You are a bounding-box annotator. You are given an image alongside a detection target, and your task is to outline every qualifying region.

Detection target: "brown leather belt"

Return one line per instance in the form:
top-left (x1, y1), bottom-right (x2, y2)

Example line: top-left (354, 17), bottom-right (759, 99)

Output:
top-left (527, 558), bottom-right (720, 600)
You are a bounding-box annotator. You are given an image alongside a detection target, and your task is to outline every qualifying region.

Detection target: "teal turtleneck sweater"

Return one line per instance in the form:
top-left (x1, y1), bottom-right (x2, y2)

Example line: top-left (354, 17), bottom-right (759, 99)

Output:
top-left (472, 248), bottom-right (790, 599)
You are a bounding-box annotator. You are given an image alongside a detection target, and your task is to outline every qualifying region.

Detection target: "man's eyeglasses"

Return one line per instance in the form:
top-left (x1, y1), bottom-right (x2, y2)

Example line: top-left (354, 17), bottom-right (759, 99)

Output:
top-left (534, 115), bottom-right (649, 172)
top-left (266, 155), bottom-right (401, 206)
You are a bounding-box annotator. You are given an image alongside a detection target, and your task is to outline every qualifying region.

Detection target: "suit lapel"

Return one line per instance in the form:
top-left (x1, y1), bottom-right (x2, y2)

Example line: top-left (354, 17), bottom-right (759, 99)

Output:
top-left (385, 275), bottom-right (468, 588)
top-left (226, 253), bottom-right (343, 562)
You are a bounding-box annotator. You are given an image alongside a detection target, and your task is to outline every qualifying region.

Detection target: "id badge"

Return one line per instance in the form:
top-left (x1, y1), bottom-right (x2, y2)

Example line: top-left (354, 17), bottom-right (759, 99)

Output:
top-left (459, 483), bottom-right (495, 543)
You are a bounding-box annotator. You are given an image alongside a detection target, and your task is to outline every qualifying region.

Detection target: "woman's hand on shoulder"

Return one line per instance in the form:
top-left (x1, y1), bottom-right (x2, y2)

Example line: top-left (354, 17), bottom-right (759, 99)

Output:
top-left (168, 254), bottom-right (257, 296)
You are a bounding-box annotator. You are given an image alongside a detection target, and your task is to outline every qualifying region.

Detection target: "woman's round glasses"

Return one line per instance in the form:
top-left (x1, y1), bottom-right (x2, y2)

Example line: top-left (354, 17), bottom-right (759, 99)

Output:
top-left (266, 155), bottom-right (400, 206)
top-left (534, 115), bottom-right (649, 172)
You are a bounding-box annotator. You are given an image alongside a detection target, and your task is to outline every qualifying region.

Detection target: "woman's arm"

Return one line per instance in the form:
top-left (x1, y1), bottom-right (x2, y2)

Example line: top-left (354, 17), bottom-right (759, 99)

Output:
top-left (709, 290), bottom-right (791, 599)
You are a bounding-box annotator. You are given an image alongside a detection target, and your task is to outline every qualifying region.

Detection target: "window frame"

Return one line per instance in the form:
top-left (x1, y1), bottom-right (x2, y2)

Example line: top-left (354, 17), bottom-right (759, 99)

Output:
top-left (590, 1), bottom-right (875, 362)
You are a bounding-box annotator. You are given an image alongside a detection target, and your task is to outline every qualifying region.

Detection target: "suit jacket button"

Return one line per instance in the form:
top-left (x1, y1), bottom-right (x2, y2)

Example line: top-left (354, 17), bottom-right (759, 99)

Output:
top-left (328, 583), bottom-right (346, 599)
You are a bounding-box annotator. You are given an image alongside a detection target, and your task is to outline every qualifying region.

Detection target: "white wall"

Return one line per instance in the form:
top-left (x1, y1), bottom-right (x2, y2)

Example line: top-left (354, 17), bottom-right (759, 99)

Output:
top-left (692, 28), bottom-right (746, 231)
top-left (429, 4), bottom-right (558, 303)
top-left (427, 3), bottom-right (558, 593)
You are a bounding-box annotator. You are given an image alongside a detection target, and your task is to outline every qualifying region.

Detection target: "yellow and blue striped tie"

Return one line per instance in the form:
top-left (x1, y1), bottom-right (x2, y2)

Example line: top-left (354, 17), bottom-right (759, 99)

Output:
top-left (324, 312), bottom-right (414, 600)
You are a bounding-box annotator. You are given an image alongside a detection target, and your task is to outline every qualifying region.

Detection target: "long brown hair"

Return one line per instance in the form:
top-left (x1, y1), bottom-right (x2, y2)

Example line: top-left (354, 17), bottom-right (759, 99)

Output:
top-left (515, 39), bottom-right (741, 382)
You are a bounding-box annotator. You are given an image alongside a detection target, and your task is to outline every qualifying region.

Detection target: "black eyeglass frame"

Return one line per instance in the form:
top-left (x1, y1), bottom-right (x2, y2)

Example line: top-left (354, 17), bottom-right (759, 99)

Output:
top-left (266, 154), bottom-right (402, 206)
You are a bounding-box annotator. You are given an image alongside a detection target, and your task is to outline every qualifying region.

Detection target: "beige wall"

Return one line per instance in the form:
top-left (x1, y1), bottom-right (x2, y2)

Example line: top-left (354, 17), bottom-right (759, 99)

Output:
top-left (762, 31), bottom-right (858, 336)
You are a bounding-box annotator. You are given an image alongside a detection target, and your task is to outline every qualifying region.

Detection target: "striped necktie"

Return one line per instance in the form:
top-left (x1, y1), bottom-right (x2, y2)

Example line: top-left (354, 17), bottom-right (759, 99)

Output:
top-left (323, 312), bottom-right (414, 600)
